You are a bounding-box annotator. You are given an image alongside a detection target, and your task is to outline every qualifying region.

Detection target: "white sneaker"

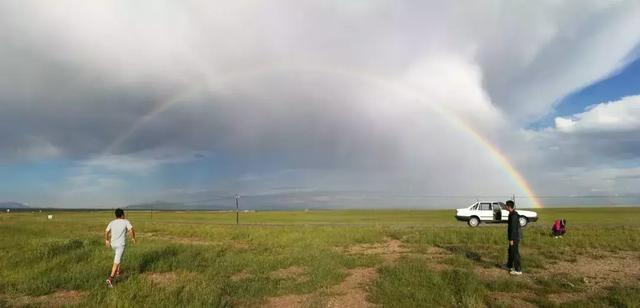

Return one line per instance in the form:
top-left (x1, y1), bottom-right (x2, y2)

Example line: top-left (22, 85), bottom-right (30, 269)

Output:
top-left (509, 270), bottom-right (523, 275)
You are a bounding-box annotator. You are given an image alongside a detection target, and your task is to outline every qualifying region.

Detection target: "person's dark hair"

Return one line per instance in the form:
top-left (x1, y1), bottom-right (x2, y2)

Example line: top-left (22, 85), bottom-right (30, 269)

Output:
top-left (115, 208), bottom-right (125, 218)
top-left (505, 200), bottom-right (515, 209)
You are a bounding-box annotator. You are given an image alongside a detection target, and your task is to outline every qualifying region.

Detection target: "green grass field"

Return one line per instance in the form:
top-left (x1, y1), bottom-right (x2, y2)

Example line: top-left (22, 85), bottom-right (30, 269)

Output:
top-left (1, 207), bottom-right (639, 307)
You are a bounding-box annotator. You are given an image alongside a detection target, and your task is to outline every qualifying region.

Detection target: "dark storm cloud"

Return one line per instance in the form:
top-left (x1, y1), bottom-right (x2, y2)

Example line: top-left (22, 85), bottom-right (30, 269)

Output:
top-left (1, 0), bottom-right (640, 207)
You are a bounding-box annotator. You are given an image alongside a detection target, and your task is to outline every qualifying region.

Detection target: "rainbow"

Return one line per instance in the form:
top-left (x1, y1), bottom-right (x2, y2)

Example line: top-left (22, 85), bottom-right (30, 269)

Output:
top-left (101, 64), bottom-right (542, 208)
top-left (454, 122), bottom-right (542, 208)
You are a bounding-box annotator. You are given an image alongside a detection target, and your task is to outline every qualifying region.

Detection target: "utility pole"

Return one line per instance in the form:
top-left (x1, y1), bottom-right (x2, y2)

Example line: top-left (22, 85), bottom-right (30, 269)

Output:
top-left (235, 194), bottom-right (239, 225)
top-left (512, 194), bottom-right (516, 203)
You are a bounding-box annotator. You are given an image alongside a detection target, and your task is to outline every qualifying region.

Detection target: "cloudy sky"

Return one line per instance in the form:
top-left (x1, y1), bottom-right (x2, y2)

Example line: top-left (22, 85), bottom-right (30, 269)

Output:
top-left (1, 0), bottom-right (640, 208)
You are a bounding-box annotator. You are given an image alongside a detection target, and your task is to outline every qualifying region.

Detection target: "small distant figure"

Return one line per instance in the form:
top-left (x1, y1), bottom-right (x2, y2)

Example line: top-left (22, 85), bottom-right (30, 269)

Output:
top-left (105, 208), bottom-right (135, 288)
top-left (552, 219), bottom-right (566, 238)
top-left (505, 200), bottom-right (522, 275)
top-left (47, 215), bottom-right (53, 220)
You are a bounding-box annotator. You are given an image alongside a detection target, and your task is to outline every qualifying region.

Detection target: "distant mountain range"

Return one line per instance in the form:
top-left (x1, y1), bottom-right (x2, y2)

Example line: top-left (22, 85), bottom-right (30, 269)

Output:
top-left (0, 201), bottom-right (29, 209)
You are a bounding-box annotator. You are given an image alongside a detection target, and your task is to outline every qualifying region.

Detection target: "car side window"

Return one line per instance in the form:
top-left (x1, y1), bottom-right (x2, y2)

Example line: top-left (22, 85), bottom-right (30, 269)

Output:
top-left (499, 203), bottom-right (506, 210)
top-left (492, 203), bottom-right (501, 210)
top-left (479, 203), bottom-right (491, 211)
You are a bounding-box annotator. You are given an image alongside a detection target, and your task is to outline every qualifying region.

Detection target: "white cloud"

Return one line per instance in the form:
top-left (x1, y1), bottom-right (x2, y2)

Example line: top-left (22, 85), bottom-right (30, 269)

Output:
top-left (474, 0), bottom-right (640, 120)
top-left (554, 95), bottom-right (640, 133)
top-left (554, 117), bottom-right (577, 132)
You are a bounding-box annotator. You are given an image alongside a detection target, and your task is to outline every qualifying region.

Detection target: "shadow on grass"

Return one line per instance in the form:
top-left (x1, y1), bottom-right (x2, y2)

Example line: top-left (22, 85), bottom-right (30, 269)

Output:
top-left (440, 245), bottom-right (498, 268)
top-left (440, 244), bottom-right (548, 272)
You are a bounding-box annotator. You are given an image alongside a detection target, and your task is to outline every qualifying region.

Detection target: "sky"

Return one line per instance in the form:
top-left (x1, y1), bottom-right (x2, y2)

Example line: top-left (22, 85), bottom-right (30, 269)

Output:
top-left (1, 0), bottom-right (640, 209)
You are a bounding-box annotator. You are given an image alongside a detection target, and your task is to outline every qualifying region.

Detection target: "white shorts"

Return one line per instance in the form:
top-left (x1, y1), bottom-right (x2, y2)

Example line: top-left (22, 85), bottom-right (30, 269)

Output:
top-left (111, 245), bottom-right (126, 264)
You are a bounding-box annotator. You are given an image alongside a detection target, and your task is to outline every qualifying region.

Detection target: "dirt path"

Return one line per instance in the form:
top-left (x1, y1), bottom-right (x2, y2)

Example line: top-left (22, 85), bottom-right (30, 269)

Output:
top-left (263, 267), bottom-right (380, 308)
top-left (326, 267), bottom-right (379, 308)
top-left (264, 238), bottom-right (408, 307)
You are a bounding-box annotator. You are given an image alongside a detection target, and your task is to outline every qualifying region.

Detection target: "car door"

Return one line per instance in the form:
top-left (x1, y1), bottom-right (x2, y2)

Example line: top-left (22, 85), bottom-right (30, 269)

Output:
top-left (478, 202), bottom-right (493, 221)
top-left (491, 202), bottom-right (503, 222)
top-left (498, 202), bottom-right (509, 221)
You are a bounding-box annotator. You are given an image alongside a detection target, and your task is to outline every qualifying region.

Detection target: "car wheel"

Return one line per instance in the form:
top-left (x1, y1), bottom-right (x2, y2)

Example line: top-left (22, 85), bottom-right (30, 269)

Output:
top-left (519, 216), bottom-right (528, 227)
top-left (468, 217), bottom-right (480, 227)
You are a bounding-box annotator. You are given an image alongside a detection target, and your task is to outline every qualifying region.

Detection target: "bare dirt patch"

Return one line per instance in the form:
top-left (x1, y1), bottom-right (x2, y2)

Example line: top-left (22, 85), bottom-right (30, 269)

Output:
top-left (8, 290), bottom-right (87, 307)
top-left (422, 246), bottom-right (452, 260)
top-left (542, 251), bottom-right (640, 291)
top-left (231, 270), bottom-right (252, 282)
top-left (474, 267), bottom-right (508, 281)
top-left (144, 271), bottom-right (191, 287)
top-left (420, 245), bottom-right (455, 271)
top-left (263, 267), bottom-right (379, 308)
top-left (230, 240), bottom-right (251, 250)
top-left (270, 266), bottom-right (309, 282)
top-left (427, 262), bottom-right (454, 272)
top-left (263, 294), bottom-right (309, 308)
top-left (547, 292), bottom-right (590, 304)
top-left (326, 267), bottom-right (379, 308)
top-left (324, 238), bottom-right (408, 306)
top-left (344, 238), bottom-right (409, 262)
top-left (488, 291), bottom-right (537, 308)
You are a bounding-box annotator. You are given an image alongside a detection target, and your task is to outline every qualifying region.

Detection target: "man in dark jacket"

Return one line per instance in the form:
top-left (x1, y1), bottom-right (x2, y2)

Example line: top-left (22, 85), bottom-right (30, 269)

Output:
top-left (505, 200), bottom-right (522, 275)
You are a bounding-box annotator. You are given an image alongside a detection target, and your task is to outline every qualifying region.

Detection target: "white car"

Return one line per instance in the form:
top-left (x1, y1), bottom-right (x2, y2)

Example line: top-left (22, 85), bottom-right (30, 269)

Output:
top-left (455, 201), bottom-right (538, 227)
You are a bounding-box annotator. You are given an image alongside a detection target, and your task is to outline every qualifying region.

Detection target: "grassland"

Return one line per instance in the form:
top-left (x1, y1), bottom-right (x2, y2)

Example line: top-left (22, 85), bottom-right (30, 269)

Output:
top-left (1, 207), bottom-right (639, 307)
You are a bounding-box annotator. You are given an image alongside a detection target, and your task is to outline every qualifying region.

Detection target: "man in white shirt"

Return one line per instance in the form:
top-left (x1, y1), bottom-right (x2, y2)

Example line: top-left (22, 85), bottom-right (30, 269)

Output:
top-left (105, 208), bottom-right (135, 288)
